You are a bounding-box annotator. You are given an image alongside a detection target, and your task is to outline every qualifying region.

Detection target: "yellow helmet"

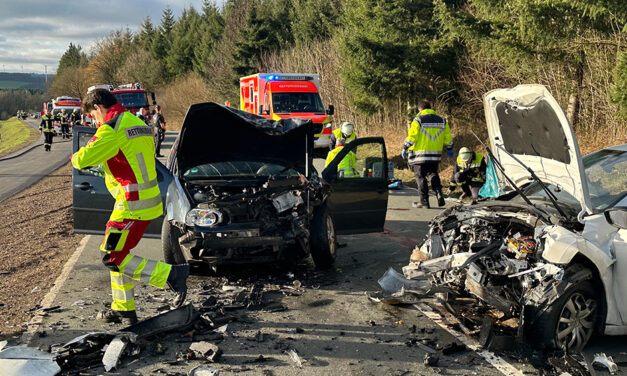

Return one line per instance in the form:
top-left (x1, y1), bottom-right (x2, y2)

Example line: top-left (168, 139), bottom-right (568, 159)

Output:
top-left (459, 147), bottom-right (473, 162)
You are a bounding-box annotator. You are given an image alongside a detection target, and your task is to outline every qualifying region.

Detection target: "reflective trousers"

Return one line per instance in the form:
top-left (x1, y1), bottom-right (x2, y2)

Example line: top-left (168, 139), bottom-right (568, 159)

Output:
top-left (101, 219), bottom-right (172, 311)
top-left (412, 162), bottom-right (442, 201)
top-left (43, 132), bottom-right (53, 150)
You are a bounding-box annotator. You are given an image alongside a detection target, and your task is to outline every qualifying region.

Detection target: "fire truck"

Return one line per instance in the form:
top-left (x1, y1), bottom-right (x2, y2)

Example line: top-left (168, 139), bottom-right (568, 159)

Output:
top-left (239, 73), bottom-right (335, 153)
top-left (87, 83), bottom-right (156, 118)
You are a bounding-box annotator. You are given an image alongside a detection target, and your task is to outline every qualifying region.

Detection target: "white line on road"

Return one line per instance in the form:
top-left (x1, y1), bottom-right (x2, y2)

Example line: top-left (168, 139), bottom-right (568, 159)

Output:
top-left (21, 235), bottom-right (91, 345)
top-left (415, 303), bottom-right (524, 376)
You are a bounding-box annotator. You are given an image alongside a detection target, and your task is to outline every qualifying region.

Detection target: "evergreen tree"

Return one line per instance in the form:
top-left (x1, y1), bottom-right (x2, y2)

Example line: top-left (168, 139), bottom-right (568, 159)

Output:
top-left (137, 16), bottom-right (156, 51)
top-left (290, 0), bottom-right (342, 43)
top-left (166, 7), bottom-right (202, 77)
top-left (151, 6), bottom-right (176, 65)
top-left (193, 0), bottom-right (225, 75)
top-left (57, 43), bottom-right (88, 76)
top-left (434, 0), bottom-right (626, 126)
top-left (339, 0), bottom-right (459, 115)
top-left (232, 0), bottom-right (294, 77)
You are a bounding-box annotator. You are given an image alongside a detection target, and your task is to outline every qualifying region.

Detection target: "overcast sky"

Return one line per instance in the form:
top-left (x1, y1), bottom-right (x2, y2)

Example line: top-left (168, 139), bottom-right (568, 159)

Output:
top-left (0, 0), bottom-right (210, 74)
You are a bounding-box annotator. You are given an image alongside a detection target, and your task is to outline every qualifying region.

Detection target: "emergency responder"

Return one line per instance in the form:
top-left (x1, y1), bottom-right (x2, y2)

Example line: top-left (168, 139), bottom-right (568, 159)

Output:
top-left (447, 147), bottom-right (486, 205)
top-left (325, 138), bottom-right (357, 177)
top-left (401, 99), bottom-right (453, 208)
top-left (72, 89), bottom-right (189, 325)
top-left (39, 109), bottom-right (55, 151)
top-left (137, 107), bottom-right (149, 125)
top-left (329, 121), bottom-right (356, 151)
top-left (70, 108), bottom-right (81, 127)
top-left (152, 105), bottom-right (166, 157)
top-left (60, 109), bottom-right (70, 139)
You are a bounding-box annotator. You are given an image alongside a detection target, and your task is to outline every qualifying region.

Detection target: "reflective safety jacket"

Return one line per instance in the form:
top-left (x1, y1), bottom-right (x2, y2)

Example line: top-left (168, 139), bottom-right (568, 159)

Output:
top-left (404, 109), bottom-right (453, 165)
top-left (71, 104), bottom-right (162, 222)
top-left (325, 146), bottom-right (357, 177)
top-left (59, 113), bottom-right (70, 125)
top-left (330, 128), bottom-right (356, 150)
top-left (39, 115), bottom-right (55, 133)
top-left (453, 152), bottom-right (486, 183)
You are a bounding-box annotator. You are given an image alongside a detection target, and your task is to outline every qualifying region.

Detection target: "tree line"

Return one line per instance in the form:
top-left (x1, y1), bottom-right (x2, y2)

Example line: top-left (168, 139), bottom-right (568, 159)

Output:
top-left (50, 0), bottom-right (626, 153)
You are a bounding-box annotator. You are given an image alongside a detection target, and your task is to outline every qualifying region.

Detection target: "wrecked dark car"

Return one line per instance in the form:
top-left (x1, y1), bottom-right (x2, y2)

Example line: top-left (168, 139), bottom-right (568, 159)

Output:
top-left (162, 103), bottom-right (389, 269)
top-left (71, 103), bottom-right (389, 270)
top-left (400, 85), bottom-right (627, 351)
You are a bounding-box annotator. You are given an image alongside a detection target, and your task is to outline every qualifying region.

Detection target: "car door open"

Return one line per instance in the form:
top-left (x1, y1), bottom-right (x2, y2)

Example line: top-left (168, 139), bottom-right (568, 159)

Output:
top-left (72, 126), bottom-right (171, 237)
top-left (321, 137), bottom-right (389, 235)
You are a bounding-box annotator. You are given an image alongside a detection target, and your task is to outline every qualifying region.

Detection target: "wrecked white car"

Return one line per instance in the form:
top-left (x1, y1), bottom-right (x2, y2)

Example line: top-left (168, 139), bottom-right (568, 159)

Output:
top-left (403, 85), bottom-right (627, 351)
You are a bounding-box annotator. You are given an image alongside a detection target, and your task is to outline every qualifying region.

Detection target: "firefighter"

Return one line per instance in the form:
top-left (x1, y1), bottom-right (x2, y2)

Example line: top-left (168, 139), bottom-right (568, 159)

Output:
top-left (325, 138), bottom-right (357, 178)
top-left (329, 121), bottom-right (356, 151)
top-left (39, 109), bottom-right (55, 151)
top-left (447, 147), bottom-right (486, 205)
top-left (70, 108), bottom-right (81, 127)
top-left (152, 105), bottom-right (166, 157)
top-left (72, 89), bottom-right (189, 325)
top-left (60, 109), bottom-right (70, 139)
top-left (401, 99), bottom-right (453, 208)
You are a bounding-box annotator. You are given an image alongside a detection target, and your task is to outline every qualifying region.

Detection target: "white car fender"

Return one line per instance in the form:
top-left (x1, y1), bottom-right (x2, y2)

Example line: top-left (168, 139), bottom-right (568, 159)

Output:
top-left (542, 224), bottom-right (622, 326)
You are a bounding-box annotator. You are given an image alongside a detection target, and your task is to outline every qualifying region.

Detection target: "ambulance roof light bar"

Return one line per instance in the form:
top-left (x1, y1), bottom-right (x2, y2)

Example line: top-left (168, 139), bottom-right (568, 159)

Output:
top-left (263, 74), bottom-right (314, 81)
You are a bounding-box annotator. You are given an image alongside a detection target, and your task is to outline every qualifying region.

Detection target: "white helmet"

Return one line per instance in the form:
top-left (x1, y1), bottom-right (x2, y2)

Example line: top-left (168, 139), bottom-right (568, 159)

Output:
top-left (340, 122), bottom-right (354, 137)
top-left (459, 147), bottom-right (473, 162)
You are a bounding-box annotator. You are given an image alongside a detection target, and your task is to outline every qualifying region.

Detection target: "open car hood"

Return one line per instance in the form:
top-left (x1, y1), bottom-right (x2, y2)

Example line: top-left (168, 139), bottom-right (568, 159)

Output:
top-left (483, 85), bottom-right (592, 214)
top-left (176, 103), bottom-right (315, 176)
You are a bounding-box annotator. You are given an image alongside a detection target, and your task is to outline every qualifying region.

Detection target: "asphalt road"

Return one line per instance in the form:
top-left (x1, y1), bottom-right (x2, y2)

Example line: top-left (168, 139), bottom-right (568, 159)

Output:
top-left (0, 119), bottom-right (72, 203)
top-left (12, 134), bottom-right (627, 375)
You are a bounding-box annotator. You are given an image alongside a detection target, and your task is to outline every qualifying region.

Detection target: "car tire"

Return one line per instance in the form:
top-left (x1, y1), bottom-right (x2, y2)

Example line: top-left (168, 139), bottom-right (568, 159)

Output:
top-left (524, 264), bottom-right (601, 351)
top-left (162, 220), bottom-right (186, 265)
top-left (310, 205), bottom-right (337, 269)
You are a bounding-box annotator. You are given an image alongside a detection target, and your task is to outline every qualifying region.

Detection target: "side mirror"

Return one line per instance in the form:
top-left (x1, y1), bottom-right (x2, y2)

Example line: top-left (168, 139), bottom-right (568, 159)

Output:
top-left (326, 105), bottom-right (335, 115)
top-left (151, 92), bottom-right (156, 105)
top-left (604, 207), bottom-right (627, 230)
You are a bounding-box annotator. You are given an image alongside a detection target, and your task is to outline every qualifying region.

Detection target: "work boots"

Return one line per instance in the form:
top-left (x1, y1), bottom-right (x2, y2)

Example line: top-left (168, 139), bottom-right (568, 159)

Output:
top-left (412, 198), bottom-right (430, 209)
top-left (436, 190), bottom-right (445, 207)
top-left (97, 309), bottom-right (138, 325)
top-left (167, 263), bottom-right (190, 308)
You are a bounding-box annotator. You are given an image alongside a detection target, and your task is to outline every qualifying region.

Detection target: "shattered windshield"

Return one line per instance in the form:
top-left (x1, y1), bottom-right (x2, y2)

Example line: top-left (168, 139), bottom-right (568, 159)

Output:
top-left (183, 161), bottom-right (300, 179)
top-left (583, 148), bottom-right (627, 211)
top-left (272, 93), bottom-right (325, 113)
top-left (516, 148), bottom-right (626, 213)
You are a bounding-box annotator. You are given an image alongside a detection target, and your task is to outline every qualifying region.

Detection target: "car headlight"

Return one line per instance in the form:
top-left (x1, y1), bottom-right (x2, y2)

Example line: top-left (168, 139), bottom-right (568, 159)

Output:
top-left (185, 208), bottom-right (223, 227)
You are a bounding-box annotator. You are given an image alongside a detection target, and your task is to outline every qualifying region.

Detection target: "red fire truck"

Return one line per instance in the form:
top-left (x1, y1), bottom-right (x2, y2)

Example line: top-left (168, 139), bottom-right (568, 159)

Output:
top-left (239, 73), bottom-right (335, 153)
top-left (87, 83), bottom-right (156, 117)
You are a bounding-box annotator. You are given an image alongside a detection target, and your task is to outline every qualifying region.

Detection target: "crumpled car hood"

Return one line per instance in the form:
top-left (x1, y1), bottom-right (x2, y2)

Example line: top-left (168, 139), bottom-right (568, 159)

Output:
top-left (176, 103), bottom-right (315, 175)
top-left (483, 85), bottom-right (592, 213)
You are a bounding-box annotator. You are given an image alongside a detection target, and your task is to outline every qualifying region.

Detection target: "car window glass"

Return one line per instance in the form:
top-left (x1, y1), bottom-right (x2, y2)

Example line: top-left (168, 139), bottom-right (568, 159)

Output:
top-left (583, 149), bottom-right (627, 210)
top-left (76, 132), bottom-right (102, 177)
top-left (335, 142), bottom-right (385, 179)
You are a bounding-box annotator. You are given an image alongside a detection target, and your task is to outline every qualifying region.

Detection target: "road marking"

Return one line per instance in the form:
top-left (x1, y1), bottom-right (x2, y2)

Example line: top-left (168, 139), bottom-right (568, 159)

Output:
top-left (415, 303), bottom-right (524, 376)
top-left (21, 235), bottom-right (91, 345)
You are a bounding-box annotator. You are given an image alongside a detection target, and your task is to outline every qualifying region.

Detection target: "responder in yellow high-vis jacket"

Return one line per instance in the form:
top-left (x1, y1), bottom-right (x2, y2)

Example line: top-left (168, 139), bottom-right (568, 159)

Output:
top-left (329, 121), bottom-right (356, 151)
top-left (401, 99), bottom-right (453, 209)
top-left (71, 89), bottom-right (188, 325)
top-left (325, 138), bottom-right (357, 178)
top-left (447, 147), bottom-right (486, 204)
